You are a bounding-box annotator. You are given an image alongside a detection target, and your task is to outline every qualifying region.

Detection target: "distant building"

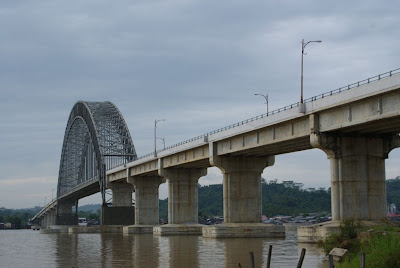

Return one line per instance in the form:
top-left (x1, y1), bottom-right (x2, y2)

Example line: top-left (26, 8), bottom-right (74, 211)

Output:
top-left (388, 203), bottom-right (397, 214)
top-left (4, 222), bottom-right (12, 229)
top-left (273, 215), bottom-right (291, 222)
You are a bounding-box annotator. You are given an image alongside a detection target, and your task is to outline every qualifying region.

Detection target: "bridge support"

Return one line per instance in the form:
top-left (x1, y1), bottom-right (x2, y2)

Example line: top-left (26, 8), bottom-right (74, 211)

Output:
top-left (153, 166), bottom-right (207, 235)
top-left (56, 200), bottom-right (78, 225)
top-left (43, 208), bottom-right (56, 228)
top-left (102, 181), bottom-right (135, 226)
top-left (298, 133), bottom-right (400, 242)
top-left (203, 154), bottom-right (285, 238)
top-left (123, 176), bottom-right (165, 234)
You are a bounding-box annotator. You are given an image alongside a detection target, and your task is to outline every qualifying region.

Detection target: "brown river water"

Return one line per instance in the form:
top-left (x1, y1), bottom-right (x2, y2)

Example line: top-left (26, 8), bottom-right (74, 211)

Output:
top-left (0, 229), bottom-right (329, 267)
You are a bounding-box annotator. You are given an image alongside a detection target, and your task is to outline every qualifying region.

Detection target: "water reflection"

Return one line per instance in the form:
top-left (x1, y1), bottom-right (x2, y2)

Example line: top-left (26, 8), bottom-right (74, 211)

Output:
top-left (1, 229), bottom-right (328, 267)
top-left (167, 236), bottom-right (199, 268)
top-left (132, 234), bottom-right (160, 267)
top-left (223, 238), bottom-right (264, 267)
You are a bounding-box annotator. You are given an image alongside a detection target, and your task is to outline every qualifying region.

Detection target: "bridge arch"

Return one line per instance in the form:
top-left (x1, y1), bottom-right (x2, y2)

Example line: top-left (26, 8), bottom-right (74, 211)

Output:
top-left (57, 101), bottom-right (136, 205)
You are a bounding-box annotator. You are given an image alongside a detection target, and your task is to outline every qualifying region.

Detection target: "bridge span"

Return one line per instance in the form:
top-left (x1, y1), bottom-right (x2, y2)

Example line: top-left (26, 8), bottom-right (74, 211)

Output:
top-left (33, 68), bottom-right (400, 239)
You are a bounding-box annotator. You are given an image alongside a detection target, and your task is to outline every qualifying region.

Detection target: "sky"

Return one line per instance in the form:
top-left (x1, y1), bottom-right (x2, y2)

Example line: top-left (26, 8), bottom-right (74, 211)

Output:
top-left (1, 0), bottom-right (400, 209)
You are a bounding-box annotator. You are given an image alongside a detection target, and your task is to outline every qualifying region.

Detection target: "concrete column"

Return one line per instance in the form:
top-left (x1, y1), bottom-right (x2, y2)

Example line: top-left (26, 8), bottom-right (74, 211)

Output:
top-left (161, 168), bottom-right (207, 224)
top-left (211, 155), bottom-right (274, 223)
top-left (311, 133), bottom-right (394, 221)
top-left (204, 152), bottom-right (284, 238)
top-left (128, 176), bottom-right (165, 225)
top-left (339, 136), bottom-right (387, 220)
top-left (299, 133), bottom-right (400, 242)
top-left (51, 208), bottom-right (57, 225)
top-left (56, 200), bottom-right (77, 225)
top-left (109, 181), bottom-right (134, 207)
top-left (43, 214), bottom-right (48, 228)
top-left (102, 181), bottom-right (135, 225)
top-left (330, 157), bottom-right (340, 221)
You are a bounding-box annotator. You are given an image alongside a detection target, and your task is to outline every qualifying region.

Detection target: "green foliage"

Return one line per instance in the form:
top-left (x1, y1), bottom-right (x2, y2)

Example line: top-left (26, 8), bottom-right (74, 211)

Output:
top-left (337, 234), bottom-right (400, 268)
top-left (387, 176), bottom-right (400, 207)
top-left (158, 180), bottom-right (331, 219)
top-left (0, 207), bottom-right (41, 226)
top-left (261, 180), bottom-right (331, 217)
top-left (77, 210), bottom-right (100, 220)
top-left (159, 199), bottom-right (168, 220)
top-left (317, 219), bottom-right (361, 256)
top-left (340, 218), bottom-right (360, 239)
top-left (198, 184), bottom-right (223, 216)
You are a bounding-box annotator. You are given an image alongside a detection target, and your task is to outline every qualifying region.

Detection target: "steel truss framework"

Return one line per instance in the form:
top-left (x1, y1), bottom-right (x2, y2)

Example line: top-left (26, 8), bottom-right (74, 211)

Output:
top-left (57, 101), bottom-right (136, 205)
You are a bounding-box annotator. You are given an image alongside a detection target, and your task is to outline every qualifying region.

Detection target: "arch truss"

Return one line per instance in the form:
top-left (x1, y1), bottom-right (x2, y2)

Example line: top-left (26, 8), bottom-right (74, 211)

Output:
top-left (57, 101), bottom-right (136, 204)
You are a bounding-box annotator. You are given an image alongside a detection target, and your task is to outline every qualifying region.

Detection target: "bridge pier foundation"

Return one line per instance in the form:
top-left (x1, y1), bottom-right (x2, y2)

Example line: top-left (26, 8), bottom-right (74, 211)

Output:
top-left (203, 155), bottom-right (285, 238)
top-left (56, 200), bottom-right (78, 225)
top-left (153, 167), bottom-right (207, 235)
top-left (123, 176), bottom-right (165, 234)
top-left (43, 209), bottom-right (56, 228)
top-left (102, 181), bottom-right (135, 226)
top-left (298, 134), bottom-right (400, 242)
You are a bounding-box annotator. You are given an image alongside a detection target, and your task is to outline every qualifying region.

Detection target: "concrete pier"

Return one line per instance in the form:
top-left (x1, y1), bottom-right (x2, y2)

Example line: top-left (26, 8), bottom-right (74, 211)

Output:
top-left (56, 200), bottom-right (77, 226)
top-left (124, 175), bottom-right (165, 234)
top-left (101, 181), bottom-right (135, 225)
top-left (298, 134), bottom-right (400, 242)
top-left (204, 154), bottom-right (285, 238)
top-left (153, 167), bottom-right (207, 235)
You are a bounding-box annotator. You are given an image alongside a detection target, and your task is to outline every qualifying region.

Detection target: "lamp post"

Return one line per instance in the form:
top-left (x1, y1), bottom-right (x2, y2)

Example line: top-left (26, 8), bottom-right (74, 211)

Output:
top-left (157, 137), bottom-right (166, 150)
top-left (254, 93), bottom-right (269, 114)
top-left (301, 39), bottom-right (321, 104)
top-left (154, 119), bottom-right (165, 156)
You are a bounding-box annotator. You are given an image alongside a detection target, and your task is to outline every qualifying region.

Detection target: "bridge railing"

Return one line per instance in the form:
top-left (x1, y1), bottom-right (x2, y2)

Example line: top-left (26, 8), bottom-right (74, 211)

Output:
top-left (135, 67), bottom-right (400, 160)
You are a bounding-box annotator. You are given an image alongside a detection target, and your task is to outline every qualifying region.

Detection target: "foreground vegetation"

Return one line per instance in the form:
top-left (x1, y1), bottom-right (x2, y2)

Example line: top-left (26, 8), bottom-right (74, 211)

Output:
top-left (318, 219), bottom-right (400, 268)
top-left (338, 234), bottom-right (400, 268)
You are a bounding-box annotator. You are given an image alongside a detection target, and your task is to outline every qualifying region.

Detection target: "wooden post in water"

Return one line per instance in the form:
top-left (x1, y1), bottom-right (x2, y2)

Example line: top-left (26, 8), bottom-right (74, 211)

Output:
top-left (360, 252), bottom-right (365, 268)
top-left (296, 248), bottom-right (306, 268)
top-left (249, 251), bottom-right (255, 268)
top-left (329, 255), bottom-right (334, 268)
top-left (266, 245), bottom-right (272, 268)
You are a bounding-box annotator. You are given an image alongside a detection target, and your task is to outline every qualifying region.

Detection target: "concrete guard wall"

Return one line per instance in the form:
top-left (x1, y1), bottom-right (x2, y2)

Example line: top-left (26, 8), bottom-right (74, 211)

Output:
top-left (101, 206), bottom-right (135, 225)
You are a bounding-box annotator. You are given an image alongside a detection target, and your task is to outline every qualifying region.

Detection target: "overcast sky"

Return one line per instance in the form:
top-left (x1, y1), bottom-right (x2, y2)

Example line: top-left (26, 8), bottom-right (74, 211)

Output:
top-left (1, 0), bottom-right (400, 209)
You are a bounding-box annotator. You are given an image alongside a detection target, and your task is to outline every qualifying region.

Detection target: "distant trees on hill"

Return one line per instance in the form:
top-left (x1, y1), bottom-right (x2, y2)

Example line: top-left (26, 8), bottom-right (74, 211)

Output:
top-left (159, 176), bottom-right (400, 220)
top-left (3, 177), bottom-right (399, 226)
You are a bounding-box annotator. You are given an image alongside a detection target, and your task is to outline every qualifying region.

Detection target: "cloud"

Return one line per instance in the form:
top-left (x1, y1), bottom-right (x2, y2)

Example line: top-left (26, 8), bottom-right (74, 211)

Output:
top-left (1, 0), bottom-right (400, 208)
top-left (0, 176), bottom-right (56, 186)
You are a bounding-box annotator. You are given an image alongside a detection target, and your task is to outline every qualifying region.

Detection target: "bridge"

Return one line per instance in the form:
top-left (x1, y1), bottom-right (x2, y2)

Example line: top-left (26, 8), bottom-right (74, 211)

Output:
top-left (32, 68), bottom-right (400, 239)
top-left (31, 101), bottom-right (137, 227)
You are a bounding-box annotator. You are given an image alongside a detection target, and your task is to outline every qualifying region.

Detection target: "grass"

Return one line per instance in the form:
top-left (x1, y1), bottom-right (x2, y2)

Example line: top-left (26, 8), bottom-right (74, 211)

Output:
top-left (318, 219), bottom-right (400, 267)
top-left (337, 234), bottom-right (400, 268)
top-left (317, 218), bottom-right (361, 255)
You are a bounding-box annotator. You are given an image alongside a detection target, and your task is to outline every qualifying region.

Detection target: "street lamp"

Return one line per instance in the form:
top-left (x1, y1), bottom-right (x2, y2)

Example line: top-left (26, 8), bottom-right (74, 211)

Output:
top-left (254, 93), bottom-right (269, 114)
top-left (154, 119), bottom-right (165, 156)
top-left (301, 39), bottom-right (321, 104)
top-left (157, 137), bottom-right (166, 150)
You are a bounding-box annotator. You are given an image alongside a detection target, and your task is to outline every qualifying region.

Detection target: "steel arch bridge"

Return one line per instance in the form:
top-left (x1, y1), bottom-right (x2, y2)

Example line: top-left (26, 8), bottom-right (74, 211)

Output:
top-left (57, 101), bottom-right (137, 206)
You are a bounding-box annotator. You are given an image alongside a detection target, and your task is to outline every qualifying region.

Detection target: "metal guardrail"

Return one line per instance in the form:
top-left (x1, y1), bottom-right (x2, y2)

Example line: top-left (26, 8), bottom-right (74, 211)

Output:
top-left (135, 67), bottom-right (400, 160)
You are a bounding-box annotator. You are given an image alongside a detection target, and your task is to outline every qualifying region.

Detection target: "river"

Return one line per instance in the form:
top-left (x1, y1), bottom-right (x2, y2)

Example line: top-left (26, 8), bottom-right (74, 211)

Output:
top-left (0, 229), bottom-right (328, 267)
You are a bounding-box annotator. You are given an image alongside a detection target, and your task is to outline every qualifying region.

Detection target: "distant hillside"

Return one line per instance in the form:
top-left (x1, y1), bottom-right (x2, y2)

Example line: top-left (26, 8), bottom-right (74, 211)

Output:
top-left (78, 204), bottom-right (101, 212)
top-left (159, 177), bottom-right (400, 219)
top-left (4, 177), bottom-right (398, 224)
top-left (0, 206), bottom-right (42, 225)
top-left (159, 179), bottom-right (331, 219)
